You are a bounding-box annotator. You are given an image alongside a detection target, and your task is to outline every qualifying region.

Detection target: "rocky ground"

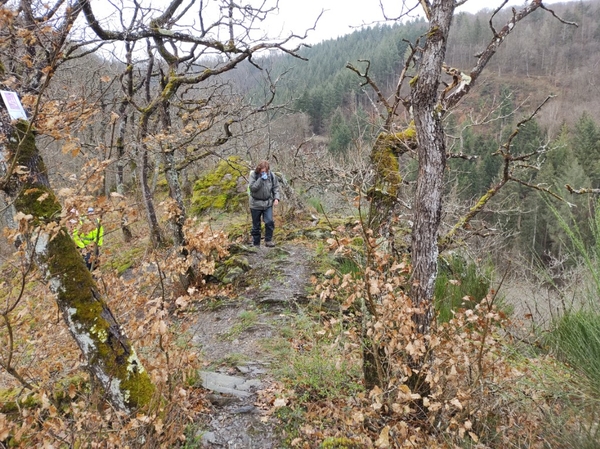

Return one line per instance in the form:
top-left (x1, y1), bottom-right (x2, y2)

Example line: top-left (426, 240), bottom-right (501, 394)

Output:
top-left (191, 242), bottom-right (315, 448)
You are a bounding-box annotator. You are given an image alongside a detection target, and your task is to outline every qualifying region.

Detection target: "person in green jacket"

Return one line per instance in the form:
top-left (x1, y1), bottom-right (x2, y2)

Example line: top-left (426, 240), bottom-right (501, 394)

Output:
top-left (72, 207), bottom-right (104, 270)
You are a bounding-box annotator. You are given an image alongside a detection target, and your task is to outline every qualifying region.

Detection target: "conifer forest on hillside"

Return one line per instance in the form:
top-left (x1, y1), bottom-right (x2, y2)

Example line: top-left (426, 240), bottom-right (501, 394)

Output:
top-left (1, 0), bottom-right (600, 447)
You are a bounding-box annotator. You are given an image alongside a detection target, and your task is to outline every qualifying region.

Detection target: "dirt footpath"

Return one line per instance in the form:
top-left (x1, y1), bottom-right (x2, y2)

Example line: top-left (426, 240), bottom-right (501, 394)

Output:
top-left (192, 243), bottom-right (314, 448)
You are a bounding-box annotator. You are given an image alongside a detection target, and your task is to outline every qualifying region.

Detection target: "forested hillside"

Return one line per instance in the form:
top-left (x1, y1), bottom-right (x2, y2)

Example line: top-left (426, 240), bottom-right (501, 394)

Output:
top-left (2, 1), bottom-right (600, 448)
top-left (231, 0), bottom-right (600, 264)
top-left (246, 0), bottom-right (600, 137)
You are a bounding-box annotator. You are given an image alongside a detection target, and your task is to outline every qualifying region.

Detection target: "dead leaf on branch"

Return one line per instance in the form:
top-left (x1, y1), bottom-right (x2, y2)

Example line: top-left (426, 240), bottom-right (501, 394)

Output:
top-left (369, 279), bottom-right (381, 295)
top-left (14, 166), bottom-right (29, 175)
top-left (14, 212), bottom-right (33, 222)
top-left (450, 397), bottom-right (463, 410)
top-left (61, 141), bottom-right (80, 156)
top-left (375, 425), bottom-right (390, 448)
top-left (273, 397), bottom-right (287, 408)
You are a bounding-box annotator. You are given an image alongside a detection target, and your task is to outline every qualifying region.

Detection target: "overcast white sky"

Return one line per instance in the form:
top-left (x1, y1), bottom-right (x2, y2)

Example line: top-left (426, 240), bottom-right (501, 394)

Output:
top-left (272, 0), bottom-right (577, 44)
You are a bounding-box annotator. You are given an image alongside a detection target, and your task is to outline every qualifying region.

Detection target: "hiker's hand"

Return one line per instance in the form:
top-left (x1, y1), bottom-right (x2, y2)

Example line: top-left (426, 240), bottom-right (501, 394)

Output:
top-left (274, 199), bottom-right (279, 206)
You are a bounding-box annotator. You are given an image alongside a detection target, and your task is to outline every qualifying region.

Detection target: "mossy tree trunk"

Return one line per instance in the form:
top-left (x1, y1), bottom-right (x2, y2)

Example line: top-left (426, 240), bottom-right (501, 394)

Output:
top-left (0, 116), bottom-right (155, 412)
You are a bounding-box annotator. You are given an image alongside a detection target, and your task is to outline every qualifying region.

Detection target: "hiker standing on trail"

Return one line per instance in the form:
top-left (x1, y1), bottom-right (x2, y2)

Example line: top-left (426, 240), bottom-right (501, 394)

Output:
top-left (72, 207), bottom-right (104, 270)
top-left (248, 160), bottom-right (280, 247)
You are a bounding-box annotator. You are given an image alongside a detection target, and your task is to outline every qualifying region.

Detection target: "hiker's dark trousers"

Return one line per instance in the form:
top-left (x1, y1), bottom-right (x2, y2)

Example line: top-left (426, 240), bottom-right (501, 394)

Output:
top-left (251, 207), bottom-right (274, 245)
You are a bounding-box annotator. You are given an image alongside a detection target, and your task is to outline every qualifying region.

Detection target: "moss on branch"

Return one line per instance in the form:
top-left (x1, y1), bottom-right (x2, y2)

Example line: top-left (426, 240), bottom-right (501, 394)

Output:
top-left (370, 122), bottom-right (416, 200)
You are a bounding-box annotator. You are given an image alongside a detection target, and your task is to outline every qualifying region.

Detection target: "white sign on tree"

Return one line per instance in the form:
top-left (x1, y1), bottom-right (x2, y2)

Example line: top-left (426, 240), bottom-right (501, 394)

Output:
top-left (0, 90), bottom-right (27, 120)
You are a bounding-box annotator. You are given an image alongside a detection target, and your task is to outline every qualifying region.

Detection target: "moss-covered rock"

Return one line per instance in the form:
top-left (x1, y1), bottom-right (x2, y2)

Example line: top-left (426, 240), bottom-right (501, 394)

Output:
top-left (108, 245), bottom-right (146, 276)
top-left (190, 156), bottom-right (248, 216)
top-left (221, 266), bottom-right (245, 284)
top-left (213, 254), bottom-right (251, 284)
top-left (227, 242), bottom-right (252, 255)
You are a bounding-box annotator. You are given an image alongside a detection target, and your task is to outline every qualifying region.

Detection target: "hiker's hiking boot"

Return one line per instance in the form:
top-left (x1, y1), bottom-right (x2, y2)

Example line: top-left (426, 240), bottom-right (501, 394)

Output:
top-left (265, 241), bottom-right (275, 247)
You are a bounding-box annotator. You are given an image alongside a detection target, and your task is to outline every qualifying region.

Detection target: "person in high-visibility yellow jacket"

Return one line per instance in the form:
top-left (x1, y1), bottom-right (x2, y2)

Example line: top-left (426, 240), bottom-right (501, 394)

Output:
top-left (72, 207), bottom-right (104, 270)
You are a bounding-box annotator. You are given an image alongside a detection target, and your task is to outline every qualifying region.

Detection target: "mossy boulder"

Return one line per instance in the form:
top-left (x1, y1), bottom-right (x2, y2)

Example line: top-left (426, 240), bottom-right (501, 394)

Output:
top-left (108, 245), bottom-right (146, 276)
top-left (285, 225), bottom-right (333, 241)
top-left (213, 254), bottom-right (251, 284)
top-left (190, 156), bottom-right (248, 216)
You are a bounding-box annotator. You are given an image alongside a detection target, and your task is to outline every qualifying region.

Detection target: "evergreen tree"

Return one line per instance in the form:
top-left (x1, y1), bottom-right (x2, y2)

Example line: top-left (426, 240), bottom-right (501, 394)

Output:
top-left (517, 125), bottom-right (593, 261)
top-left (475, 136), bottom-right (502, 195)
top-left (512, 119), bottom-right (545, 156)
top-left (572, 112), bottom-right (600, 187)
top-left (329, 109), bottom-right (352, 155)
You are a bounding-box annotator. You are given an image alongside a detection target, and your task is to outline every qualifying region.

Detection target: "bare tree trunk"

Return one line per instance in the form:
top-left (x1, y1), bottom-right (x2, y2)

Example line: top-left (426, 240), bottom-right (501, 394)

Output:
top-left (140, 144), bottom-right (163, 246)
top-left (0, 116), bottom-right (154, 412)
top-left (409, 0), bottom-right (455, 333)
top-left (116, 107), bottom-right (133, 242)
top-left (139, 114), bottom-right (163, 247)
top-left (158, 96), bottom-right (196, 288)
top-left (151, 150), bottom-right (160, 193)
top-left (164, 148), bottom-right (186, 247)
top-left (408, 0), bottom-right (551, 326)
top-left (164, 147), bottom-right (197, 289)
top-left (158, 100), bottom-right (186, 249)
top-left (115, 42), bottom-right (138, 243)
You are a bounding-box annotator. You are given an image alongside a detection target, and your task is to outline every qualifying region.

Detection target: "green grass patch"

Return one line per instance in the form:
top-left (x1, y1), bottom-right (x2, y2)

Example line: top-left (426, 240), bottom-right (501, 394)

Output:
top-left (434, 254), bottom-right (491, 323)
top-left (279, 345), bottom-right (362, 402)
top-left (213, 352), bottom-right (249, 368)
top-left (546, 310), bottom-right (600, 393)
top-left (335, 256), bottom-right (362, 278)
top-left (266, 311), bottom-right (363, 404)
top-left (321, 437), bottom-right (364, 449)
top-left (219, 310), bottom-right (259, 341)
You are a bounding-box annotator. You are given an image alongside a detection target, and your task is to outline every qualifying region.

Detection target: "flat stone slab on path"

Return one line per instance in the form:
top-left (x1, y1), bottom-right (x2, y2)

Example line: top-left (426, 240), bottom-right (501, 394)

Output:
top-left (200, 371), bottom-right (262, 398)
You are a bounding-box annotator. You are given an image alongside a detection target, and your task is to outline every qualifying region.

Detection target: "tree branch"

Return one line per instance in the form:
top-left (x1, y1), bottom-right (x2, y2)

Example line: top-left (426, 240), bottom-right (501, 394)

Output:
top-left (442, 1), bottom-right (576, 110)
top-left (441, 95), bottom-right (564, 248)
top-left (447, 152), bottom-right (478, 161)
top-left (346, 60), bottom-right (392, 120)
top-left (565, 185), bottom-right (600, 195)
top-left (540, 4), bottom-right (579, 26)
